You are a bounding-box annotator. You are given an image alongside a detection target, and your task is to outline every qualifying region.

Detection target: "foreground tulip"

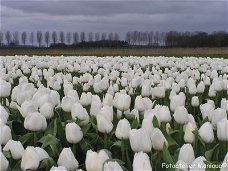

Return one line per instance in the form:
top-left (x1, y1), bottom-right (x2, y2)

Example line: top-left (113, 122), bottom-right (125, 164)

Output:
top-left (0, 123), bottom-right (12, 145)
top-left (134, 95), bottom-right (145, 112)
top-left (85, 149), bottom-right (109, 171)
top-left (191, 96), bottom-right (199, 107)
top-left (50, 166), bottom-right (67, 171)
top-left (90, 95), bottom-right (102, 117)
top-left (115, 118), bottom-right (131, 140)
top-left (57, 148), bottom-right (79, 171)
top-left (129, 128), bottom-right (152, 152)
top-left (178, 144), bottom-right (195, 165)
top-left (151, 128), bottom-right (168, 150)
top-left (103, 161), bottom-right (123, 171)
top-left (0, 151), bottom-right (9, 171)
top-left (3, 140), bottom-right (24, 160)
top-left (21, 146), bottom-right (47, 170)
top-left (133, 152), bottom-right (152, 171)
top-left (24, 112), bottom-right (47, 131)
top-left (211, 108), bottom-right (226, 127)
top-left (217, 118), bottom-right (228, 141)
top-left (170, 93), bottom-right (186, 111)
top-left (157, 106), bottom-right (171, 123)
top-left (65, 122), bottom-right (83, 144)
top-left (200, 103), bottom-right (214, 121)
top-left (0, 105), bottom-right (9, 124)
top-left (173, 106), bottom-right (189, 124)
top-left (17, 100), bottom-right (38, 118)
top-left (198, 122), bottom-right (214, 143)
top-left (189, 156), bottom-right (206, 171)
top-left (39, 102), bottom-right (54, 119)
top-left (71, 102), bottom-right (89, 125)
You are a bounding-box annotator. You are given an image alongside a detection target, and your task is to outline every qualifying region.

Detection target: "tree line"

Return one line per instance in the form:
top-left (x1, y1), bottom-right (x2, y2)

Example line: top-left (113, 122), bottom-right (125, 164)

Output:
top-left (0, 30), bottom-right (227, 48)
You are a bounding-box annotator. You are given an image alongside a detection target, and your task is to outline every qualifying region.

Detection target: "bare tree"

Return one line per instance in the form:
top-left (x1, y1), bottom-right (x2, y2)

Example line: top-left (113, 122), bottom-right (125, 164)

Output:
top-left (45, 31), bottom-right (50, 47)
top-left (66, 32), bottom-right (71, 45)
top-left (52, 31), bottom-right (57, 45)
top-left (108, 33), bottom-right (114, 41)
top-left (101, 32), bottom-right (107, 40)
top-left (88, 32), bottom-right (93, 42)
top-left (148, 31), bottom-right (153, 45)
top-left (95, 32), bottom-right (100, 41)
top-left (37, 31), bottom-right (43, 48)
top-left (5, 31), bottom-right (12, 46)
top-left (73, 32), bottom-right (79, 44)
top-left (80, 32), bottom-right (85, 42)
top-left (125, 32), bottom-right (131, 44)
top-left (21, 32), bottom-right (27, 46)
top-left (59, 32), bottom-right (65, 44)
top-left (30, 32), bottom-right (34, 46)
top-left (0, 32), bottom-right (3, 45)
top-left (114, 33), bottom-right (119, 41)
top-left (13, 31), bottom-right (19, 45)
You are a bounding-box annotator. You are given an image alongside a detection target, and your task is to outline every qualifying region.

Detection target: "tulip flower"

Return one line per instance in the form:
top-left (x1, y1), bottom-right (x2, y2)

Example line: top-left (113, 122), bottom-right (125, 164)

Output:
top-left (133, 152), bottom-right (152, 171)
top-left (71, 102), bottom-right (89, 125)
top-left (129, 128), bottom-right (152, 152)
top-left (189, 156), bottom-right (206, 171)
top-left (217, 118), bottom-right (228, 141)
top-left (151, 128), bottom-right (168, 150)
top-left (85, 149), bottom-right (109, 171)
top-left (198, 122), bottom-right (214, 144)
top-left (170, 93), bottom-right (186, 111)
top-left (39, 102), bottom-right (54, 119)
top-left (17, 100), bottom-right (38, 118)
top-left (0, 105), bottom-right (9, 124)
top-left (50, 166), bottom-right (67, 171)
top-left (173, 106), bottom-right (189, 124)
top-left (113, 93), bottom-right (131, 111)
top-left (0, 151), bottom-right (9, 171)
top-left (178, 144), bottom-right (195, 165)
top-left (0, 79), bottom-right (11, 98)
top-left (24, 112), bottom-right (47, 131)
top-left (191, 96), bottom-right (199, 107)
top-left (115, 118), bottom-right (131, 140)
top-left (211, 108), bottom-right (226, 127)
top-left (103, 161), bottom-right (123, 171)
top-left (183, 122), bottom-right (195, 144)
top-left (0, 123), bottom-right (12, 145)
top-left (57, 148), bottom-right (79, 171)
top-left (96, 114), bottom-right (113, 134)
top-left (65, 122), bottom-right (83, 144)
top-left (90, 95), bottom-right (102, 117)
top-left (134, 95), bottom-right (145, 112)
top-left (3, 140), bottom-right (25, 160)
top-left (157, 106), bottom-right (171, 123)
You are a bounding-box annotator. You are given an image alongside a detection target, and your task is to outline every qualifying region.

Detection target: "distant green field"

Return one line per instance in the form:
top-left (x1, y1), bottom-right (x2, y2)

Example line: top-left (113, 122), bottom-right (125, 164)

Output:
top-left (0, 47), bottom-right (228, 58)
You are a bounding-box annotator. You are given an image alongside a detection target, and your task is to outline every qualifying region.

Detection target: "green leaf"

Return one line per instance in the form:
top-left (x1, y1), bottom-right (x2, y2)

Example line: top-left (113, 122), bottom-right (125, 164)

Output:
top-left (82, 122), bottom-right (91, 134)
top-left (104, 158), bottom-right (125, 166)
top-left (124, 113), bottom-right (136, 121)
top-left (19, 133), bottom-right (34, 145)
top-left (44, 118), bottom-right (57, 136)
top-left (205, 144), bottom-right (219, 161)
top-left (152, 116), bottom-right (159, 128)
top-left (111, 140), bottom-right (122, 149)
top-left (38, 134), bottom-right (60, 149)
top-left (162, 144), bottom-right (175, 170)
top-left (3, 151), bottom-right (11, 158)
top-left (39, 157), bottom-right (57, 170)
top-left (131, 119), bottom-right (139, 129)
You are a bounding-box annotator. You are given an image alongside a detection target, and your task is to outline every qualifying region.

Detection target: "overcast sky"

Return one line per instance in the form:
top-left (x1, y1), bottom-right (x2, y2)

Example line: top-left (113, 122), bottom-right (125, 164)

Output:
top-left (1, 0), bottom-right (227, 37)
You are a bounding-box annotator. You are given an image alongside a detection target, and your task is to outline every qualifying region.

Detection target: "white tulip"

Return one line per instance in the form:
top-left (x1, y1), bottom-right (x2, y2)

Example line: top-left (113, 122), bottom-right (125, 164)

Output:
top-left (217, 118), bottom-right (228, 141)
top-left (0, 151), bottom-right (9, 171)
top-left (0, 79), bottom-right (11, 97)
top-left (190, 156), bottom-right (206, 171)
top-left (17, 100), bottom-right (38, 118)
top-left (178, 144), bottom-right (195, 165)
top-left (50, 166), bottom-right (67, 171)
top-left (170, 93), bottom-right (186, 111)
top-left (113, 93), bottom-right (131, 111)
top-left (184, 122), bottom-right (195, 144)
top-left (0, 105), bottom-right (9, 124)
top-left (152, 86), bottom-right (166, 98)
top-left (65, 122), bottom-right (83, 144)
top-left (0, 124), bottom-right (12, 145)
top-left (103, 161), bottom-right (123, 171)
top-left (200, 103), bottom-right (214, 121)
top-left (24, 112), bottom-right (47, 131)
top-left (90, 95), bottom-right (102, 117)
top-left (198, 122), bottom-right (214, 143)
top-left (115, 118), bottom-right (131, 140)
top-left (85, 149), bottom-right (109, 171)
top-left (96, 114), bottom-right (113, 133)
top-left (157, 106), bottom-right (171, 123)
top-left (39, 102), bottom-right (54, 119)
top-left (134, 95), bottom-right (145, 112)
top-left (211, 108), bottom-right (226, 127)
top-left (57, 148), bottom-right (79, 171)
top-left (133, 152), bottom-right (152, 171)
top-left (191, 96), bottom-right (199, 107)
top-left (98, 105), bottom-right (113, 122)
top-left (3, 140), bottom-right (24, 160)
top-left (151, 128), bottom-right (168, 150)
top-left (129, 128), bottom-right (152, 152)
top-left (173, 106), bottom-right (189, 124)
top-left (103, 93), bottom-right (113, 106)
top-left (71, 102), bottom-right (89, 125)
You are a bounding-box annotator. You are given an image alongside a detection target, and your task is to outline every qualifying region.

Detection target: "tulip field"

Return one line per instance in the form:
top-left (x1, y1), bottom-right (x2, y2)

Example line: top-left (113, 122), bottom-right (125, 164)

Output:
top-left (0, 55), bottom-right (228, 171)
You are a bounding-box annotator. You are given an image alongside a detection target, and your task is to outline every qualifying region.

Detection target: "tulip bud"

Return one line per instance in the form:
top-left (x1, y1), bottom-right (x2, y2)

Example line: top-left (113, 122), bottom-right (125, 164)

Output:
top-left (158, 106), bottom-right (171, 123)
top-left (0, 79), bottom-right (11, 97)
top-left (71, 102), bottom-right (89, 125)
top-left (90, 95), bottom-right (102, 117)
top-left (133, 152), bottom-right (152, 171)
top-left (104, 161), bottom-right (123, 171)
top-left (134, 95), bottom-right (145, 112)
top-left (200, 103), bottom-right (214, 121)
top-left (191, 96), bottom-right (199, 107)
top-left (96, 114), bottom-right (113, 134)
top-left (65, 122), bottom-right (83, 144)
top-left (197, 81), bottom-right (205, 93)
top-left (115, 118), bottom-right (131, 140)
top-left (39, 102), bottom-right (54, 119)
top-left (183, 123), bottom-right (195, 144)
top-left (57, 148), bottom-right (79, 171)
top-left (152, 86), bottom-right (166, 98)
top-left (199, 122), bottom-right (214, 143)
top-left (173, 106), bottom-right (189, 124)
top-left (0, 105), bottom-right (9, 124)
top-left (0, 124), bottom-right (12, 145)
top-left (176, 160), bottom-right (188, 171)
top-left (178, 144), bottom-right (195, 165)
top-left (0, 151), bottom-right (9, 171)
top-left (61, 96), bottom-right (77, 112)
top-left (24, 112), bottom-right (47, 131)
top-left (151, 128), bottom-right (168, 150)
top-left (190, 156), bottom-right (206, 171)
top-left (129, 128), bottom-right (152, 152)
top-left (113, 93), bottom-right (131, 111)
top-left (21, 146), bottom-right (44, 170)
top-left (17, 100), bottom-right (38, 118)
top-left (50, 166), bottom-right (67, 171)
top-left (170, 93), bottom-right (186, 111)
top-left (211, 108), bottom-right (226, 127)
top-left (221, 98), bottom-right (228, 112)
top-left (103, 93), bottom-right (113, 106)
top-left (3, 140), bottom-right (24, 160)
top-left (217, 118), bottom-right (228, 141)
top-left (85, 149), bottom-right (109, 171)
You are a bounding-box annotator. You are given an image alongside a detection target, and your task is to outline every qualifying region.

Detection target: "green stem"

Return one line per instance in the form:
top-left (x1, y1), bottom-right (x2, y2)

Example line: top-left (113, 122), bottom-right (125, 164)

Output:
top-left (104, 134), bottom-right (108, 149)
top-left (33, 132), bottom-right (37, 146)
top-left (121, 140), bottom-right (125, 161)
top-left (72, 144), bottom-right (77, 157)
